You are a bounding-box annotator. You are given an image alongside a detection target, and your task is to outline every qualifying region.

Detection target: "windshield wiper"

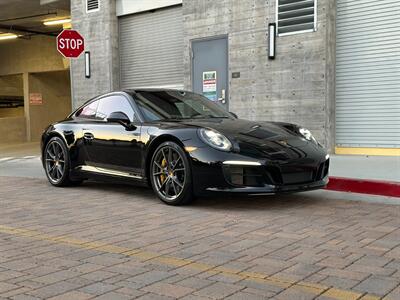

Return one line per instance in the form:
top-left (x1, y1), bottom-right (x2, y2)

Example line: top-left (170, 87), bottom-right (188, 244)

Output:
top-left (209, 115), bottom-right (230, 118)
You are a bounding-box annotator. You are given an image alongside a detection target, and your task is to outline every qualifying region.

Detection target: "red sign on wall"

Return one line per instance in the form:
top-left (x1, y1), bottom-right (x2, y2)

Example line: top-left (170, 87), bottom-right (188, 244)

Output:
top-left (56, 29), bottom-right (85, 58)
top-left (29, 93), bottom-right (43, 105)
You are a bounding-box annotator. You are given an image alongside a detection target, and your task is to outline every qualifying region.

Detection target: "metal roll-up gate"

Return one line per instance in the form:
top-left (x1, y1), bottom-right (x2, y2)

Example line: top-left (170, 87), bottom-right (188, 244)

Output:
top-left (119, 6), bottom-right (184, 89)
top-left (336, 0), bottom-right (400, 148)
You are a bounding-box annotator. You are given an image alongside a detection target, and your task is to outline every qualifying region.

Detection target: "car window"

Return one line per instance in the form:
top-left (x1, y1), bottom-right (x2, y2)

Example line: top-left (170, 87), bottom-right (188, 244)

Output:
top-left (137, 102), bottom-right (161, 121)
top-left (75, 100), bottom-right (99, 119)
top-left (134, 91), bottom-right (232, 121)
top-left (96, 96), bottom-right (135, 121)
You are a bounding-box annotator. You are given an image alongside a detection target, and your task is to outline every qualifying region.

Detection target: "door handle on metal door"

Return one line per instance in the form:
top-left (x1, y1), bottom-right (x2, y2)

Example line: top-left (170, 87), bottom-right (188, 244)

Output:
top-left (83, 132), bottom-right (94, 140)
top-left (218, 89), bottom-right (226, 104)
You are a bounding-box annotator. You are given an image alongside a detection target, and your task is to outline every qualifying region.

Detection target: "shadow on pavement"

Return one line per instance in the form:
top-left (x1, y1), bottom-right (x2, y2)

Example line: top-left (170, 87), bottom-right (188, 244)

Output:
top-left (66, 180), bottom-right (324, 211)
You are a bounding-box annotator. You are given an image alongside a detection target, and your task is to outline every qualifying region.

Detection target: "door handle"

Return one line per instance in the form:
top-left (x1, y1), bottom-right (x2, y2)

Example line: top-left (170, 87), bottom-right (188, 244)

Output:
top-left (83, 132), bottom-right (94, 140)
top-left (218, 89), bottom-right (226, 104)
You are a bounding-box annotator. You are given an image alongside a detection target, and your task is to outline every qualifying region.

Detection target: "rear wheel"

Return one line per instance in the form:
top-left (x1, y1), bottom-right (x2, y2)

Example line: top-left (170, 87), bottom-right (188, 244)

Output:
top-left (150, 141), bottom-right (193, 205)
top-left (44, 137), bottom-right (82, 186)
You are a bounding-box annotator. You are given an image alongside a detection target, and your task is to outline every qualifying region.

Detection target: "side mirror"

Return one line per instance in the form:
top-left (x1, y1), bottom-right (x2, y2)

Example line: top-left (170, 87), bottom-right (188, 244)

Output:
top-left (107, 111), bottom-right (136, 130)
top-left (229, 112), bottom-right (238, 118)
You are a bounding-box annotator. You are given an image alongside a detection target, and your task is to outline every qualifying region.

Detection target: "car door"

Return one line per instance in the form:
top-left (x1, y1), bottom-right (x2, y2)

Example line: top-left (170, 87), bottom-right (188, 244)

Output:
top-left (82, 94), bottom-right (143, 177)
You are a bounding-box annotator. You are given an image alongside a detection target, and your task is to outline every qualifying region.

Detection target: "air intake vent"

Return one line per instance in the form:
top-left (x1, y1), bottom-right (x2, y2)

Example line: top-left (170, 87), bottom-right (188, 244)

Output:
top-left (277, 0), bottom-right (316, 35)
top-left (86, 0), bottom-right (99, 13)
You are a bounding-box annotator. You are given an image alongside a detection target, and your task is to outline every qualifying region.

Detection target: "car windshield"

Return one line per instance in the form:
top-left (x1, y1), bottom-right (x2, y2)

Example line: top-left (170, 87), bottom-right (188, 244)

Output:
top-left (133, 90), bottom-right (233, 121)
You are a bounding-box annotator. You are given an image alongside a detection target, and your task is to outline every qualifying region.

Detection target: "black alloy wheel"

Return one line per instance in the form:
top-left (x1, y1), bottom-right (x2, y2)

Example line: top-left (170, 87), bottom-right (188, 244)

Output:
top-left (44, 137), bottom-right (79, 186)
top-left (150, 141), bottom-right (193, 205)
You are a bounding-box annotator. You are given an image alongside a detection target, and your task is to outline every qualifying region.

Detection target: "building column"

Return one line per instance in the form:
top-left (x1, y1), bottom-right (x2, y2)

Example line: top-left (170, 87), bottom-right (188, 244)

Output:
top-left (70, 0), bottom-right (119, 109)
top-left (22, 72), bottom-right (30, 142)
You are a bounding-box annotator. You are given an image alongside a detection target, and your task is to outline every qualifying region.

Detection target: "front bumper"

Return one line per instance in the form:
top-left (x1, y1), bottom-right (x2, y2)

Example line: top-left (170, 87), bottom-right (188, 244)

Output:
top-left (187, 144), bottom-right (329, 196)
top-left (205, 177), bottom-right (328, 195)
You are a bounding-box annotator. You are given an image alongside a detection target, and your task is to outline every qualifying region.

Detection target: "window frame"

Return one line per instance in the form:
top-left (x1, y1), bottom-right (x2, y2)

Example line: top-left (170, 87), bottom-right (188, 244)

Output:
top-left (276, 0), bottom-right (317, 37)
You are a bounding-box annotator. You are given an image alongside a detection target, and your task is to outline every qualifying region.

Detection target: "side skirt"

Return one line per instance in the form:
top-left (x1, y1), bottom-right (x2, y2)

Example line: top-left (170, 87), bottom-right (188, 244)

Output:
top-left (73, 165), bottom-right (149, 186)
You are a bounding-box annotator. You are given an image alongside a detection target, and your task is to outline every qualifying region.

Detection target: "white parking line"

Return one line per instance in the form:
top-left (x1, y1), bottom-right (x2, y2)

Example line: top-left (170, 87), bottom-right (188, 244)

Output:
top-left (0, 157), bottom-right (14, 162)
top-left (0, 156), bottom-right (40, 163)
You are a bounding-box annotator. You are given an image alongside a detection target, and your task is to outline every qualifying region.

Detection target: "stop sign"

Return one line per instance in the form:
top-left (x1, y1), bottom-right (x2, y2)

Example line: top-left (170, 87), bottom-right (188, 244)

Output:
top-left (57, 29), bottom-right (84, 58)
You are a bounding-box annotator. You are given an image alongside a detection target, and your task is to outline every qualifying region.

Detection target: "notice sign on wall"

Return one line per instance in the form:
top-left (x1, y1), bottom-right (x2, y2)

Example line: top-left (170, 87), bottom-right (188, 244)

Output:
top-left (29, 93), bottom-right (43, 105)
top-left (202, 71), bottom-right (217, 101)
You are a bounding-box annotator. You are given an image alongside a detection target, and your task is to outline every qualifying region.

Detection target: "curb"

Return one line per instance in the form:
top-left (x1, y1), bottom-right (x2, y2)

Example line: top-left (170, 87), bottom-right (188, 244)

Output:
top-left (326, 176), bottom-right (400, 198)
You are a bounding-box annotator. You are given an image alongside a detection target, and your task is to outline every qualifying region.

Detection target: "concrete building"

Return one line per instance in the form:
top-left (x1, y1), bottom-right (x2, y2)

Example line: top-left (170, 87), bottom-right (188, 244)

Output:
top-left (68, 0), bottom-right (399, 155)
top-left (1, 0), bottom-right (399, 157)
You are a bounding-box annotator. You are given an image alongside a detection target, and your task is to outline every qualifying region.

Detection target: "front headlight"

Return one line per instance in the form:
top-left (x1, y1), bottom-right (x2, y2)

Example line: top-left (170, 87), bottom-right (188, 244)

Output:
top-left (299, 128), bottom-right (317, 143)
top-left (198, 128), bottom-right (232, 151)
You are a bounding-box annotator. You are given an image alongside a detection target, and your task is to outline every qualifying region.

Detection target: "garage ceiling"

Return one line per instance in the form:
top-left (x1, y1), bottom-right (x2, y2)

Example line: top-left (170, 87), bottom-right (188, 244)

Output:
top-left (0, 0), bottom-right (70, 36)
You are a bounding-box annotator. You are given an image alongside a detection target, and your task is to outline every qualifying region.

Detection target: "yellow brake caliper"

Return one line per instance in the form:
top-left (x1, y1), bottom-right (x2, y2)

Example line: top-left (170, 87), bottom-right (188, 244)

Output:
top-left (160, 158), bottom-right (167, 184)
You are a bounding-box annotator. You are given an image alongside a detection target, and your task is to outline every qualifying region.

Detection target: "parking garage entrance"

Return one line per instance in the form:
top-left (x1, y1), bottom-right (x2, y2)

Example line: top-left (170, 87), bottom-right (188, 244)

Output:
top-left (0, 0), bottom-right (72, 145)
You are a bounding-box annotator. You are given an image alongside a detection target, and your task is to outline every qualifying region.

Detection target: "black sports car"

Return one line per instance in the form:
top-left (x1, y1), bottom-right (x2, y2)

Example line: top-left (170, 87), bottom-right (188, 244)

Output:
top-left (41, 89), bottom-right (329, 205)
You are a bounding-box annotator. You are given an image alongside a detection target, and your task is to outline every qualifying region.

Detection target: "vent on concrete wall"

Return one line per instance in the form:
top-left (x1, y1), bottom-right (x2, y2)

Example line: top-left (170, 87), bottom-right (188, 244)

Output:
top-left (86, 0), bottom-right (100, 13)
top-left (277, 0), bottom-right (316, 35)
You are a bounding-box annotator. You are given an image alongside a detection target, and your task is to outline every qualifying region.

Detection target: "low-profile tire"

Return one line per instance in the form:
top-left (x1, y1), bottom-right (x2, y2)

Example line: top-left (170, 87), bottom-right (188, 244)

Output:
top-left (43, 137), bottom-right (81, 187)
top-left (150, 141), bottom-right (193, 205)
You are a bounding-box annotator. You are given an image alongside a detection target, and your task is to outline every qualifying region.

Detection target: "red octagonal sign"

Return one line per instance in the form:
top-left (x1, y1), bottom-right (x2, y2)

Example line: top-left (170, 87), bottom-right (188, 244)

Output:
top-left (57, 29), bottom-right (84, 58)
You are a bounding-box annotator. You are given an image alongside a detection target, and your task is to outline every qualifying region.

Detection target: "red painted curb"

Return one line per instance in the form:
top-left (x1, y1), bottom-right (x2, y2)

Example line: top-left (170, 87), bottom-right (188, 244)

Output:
top-left (326, 177), bottom-right (400, 198)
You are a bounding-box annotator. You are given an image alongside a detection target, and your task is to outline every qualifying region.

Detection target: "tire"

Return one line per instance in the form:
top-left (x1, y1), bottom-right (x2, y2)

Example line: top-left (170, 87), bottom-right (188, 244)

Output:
top-left (43, 137), bottom-right (82, 187)
top-left (150, 141), bottom-right (193, 205)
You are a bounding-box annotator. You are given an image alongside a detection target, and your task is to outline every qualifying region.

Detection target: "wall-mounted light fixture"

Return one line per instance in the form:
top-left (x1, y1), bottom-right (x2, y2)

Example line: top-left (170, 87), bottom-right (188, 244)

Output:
top-left (0, 33), bottom-right (19, 41)
top-left (85, 51), bottom-right (91, 78)
top-left (268, 23), bottom-right (276, 59)
top-left (43, 18), bottom-right (71, 26)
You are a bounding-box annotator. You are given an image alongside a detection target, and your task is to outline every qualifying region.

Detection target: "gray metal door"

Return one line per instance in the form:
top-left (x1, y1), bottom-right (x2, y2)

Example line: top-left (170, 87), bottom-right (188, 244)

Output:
top-left (336, 0), bottom-right (400, 148)
top-left (192, 37), bottom-right (228, 109)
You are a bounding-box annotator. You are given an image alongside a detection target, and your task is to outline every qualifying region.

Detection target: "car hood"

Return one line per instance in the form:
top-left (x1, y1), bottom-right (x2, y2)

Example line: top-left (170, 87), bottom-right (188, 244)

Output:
top-left (165, 118), bottom-right (323, 160)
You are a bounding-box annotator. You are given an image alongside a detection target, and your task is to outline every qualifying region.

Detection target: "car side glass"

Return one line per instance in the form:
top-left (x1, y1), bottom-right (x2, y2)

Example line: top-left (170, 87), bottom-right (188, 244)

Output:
top-left (96, 96), bottom-right (135, 122)
top-left (76, 100), bottom-right (100, 119)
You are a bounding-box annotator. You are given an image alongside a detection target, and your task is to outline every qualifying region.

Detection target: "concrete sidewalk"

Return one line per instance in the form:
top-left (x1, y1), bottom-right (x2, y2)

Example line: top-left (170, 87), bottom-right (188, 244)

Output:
top-left (330, 155), bottom-right (400, 182)
top-left (328, 155), bottom-right (400, 198)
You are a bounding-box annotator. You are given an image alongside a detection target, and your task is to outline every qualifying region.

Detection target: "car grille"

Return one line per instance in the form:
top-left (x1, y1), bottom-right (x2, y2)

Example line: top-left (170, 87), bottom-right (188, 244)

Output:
top-left (223, 159), bottom-right (329, 187)
top-left (224, 165), bottom-right (265, 187)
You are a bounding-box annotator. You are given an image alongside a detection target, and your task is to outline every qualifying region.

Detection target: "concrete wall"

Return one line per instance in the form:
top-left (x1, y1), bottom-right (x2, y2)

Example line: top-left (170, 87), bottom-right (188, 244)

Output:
top-left (70, 0), bottom-right (119, 108)
top-left (0, 74), bottom-right (24, 118)
top-left (0, 117), bottom-right (26, 144)
top-left (27, 71), bottom-right (71, 142)
top-left (0, 107), bottom-right (24, 118)
top-left (0, 74), bottom-right (23, 96)
top-left (183, 0), bottom-right (336, 150)
top-left (0, 35), bottom-right (68, 76)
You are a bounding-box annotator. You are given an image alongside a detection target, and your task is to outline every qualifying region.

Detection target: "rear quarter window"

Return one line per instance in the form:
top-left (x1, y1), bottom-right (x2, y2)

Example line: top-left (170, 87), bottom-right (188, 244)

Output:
top-left (75, 100), bottom-right (99, 119)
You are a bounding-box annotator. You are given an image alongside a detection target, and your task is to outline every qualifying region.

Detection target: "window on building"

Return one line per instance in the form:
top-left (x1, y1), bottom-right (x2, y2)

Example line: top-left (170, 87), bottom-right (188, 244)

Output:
top-left (276, 0), bottom-right (316, 36)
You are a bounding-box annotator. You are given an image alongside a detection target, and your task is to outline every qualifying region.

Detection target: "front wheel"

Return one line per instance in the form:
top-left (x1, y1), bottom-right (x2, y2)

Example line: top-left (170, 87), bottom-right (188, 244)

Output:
top-left (44, 137), bottom-right (81, 187)
top-left (150, 141), bottom-right (193, 205)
